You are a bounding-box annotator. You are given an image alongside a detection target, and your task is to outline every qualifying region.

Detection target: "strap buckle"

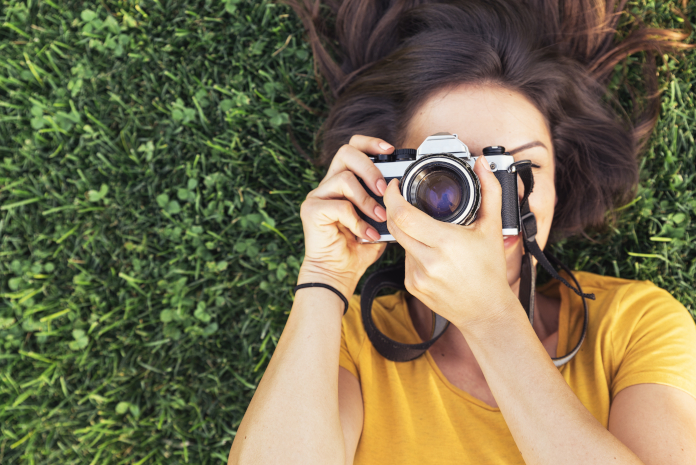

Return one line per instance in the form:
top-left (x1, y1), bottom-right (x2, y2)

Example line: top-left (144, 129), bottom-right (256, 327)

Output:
top-left (521, 210), bottom-right (537, 242)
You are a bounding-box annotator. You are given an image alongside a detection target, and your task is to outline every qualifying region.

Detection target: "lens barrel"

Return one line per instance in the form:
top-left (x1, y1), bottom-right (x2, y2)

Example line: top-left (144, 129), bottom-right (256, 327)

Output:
top-left (400, 154), bottom-right (480, 225)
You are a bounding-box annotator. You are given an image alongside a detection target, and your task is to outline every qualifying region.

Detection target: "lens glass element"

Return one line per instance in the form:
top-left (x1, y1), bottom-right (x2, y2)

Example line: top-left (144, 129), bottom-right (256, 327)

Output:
top-left (415, 169), bottom-right (464, 220)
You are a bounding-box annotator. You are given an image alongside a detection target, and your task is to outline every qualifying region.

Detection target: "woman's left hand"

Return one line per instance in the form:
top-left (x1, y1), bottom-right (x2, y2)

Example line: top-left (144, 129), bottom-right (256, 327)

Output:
top-left (383, 156), bottom-right (520, 329)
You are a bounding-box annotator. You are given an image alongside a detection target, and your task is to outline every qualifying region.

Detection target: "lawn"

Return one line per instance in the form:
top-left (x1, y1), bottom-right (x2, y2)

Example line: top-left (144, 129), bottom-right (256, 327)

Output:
top-left (0, 0), bottom-right (694, 463)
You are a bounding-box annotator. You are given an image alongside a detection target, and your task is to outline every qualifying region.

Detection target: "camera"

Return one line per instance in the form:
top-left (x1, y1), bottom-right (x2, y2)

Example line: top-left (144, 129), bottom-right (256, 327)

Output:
top-left (358, 133), bottom-right (520, 242)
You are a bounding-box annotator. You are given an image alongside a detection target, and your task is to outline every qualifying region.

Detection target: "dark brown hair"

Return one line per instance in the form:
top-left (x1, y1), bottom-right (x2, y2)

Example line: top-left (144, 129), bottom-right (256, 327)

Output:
top-left (289, 0), bottom-right (692, 236)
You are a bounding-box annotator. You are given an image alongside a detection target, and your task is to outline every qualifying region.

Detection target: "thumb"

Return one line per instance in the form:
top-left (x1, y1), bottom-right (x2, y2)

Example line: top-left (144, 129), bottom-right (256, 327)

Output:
top-left (473, 155), bottom-right (503, 232)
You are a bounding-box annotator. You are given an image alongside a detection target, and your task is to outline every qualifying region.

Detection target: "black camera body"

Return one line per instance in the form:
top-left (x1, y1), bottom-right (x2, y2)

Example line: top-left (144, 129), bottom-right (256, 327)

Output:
top-left (359, 133), bottom-right (520, 242)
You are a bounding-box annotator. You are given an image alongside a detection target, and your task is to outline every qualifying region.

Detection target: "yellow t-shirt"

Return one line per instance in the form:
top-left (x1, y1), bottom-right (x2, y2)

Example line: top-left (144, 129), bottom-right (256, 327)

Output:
top-left (339, 271), bottom-right (696, 464)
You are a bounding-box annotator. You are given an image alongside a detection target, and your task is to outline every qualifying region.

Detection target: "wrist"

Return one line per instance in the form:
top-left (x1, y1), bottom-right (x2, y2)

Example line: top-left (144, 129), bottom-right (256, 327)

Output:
top-left (297, 264), bottom-right (359, 300)
top-left (452, 290), bottom-right (523, 337)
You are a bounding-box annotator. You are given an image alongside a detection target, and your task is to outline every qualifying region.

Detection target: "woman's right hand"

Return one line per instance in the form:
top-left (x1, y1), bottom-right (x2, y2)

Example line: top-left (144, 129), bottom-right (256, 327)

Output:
top-left (297, 135), bottom-right (393, 298)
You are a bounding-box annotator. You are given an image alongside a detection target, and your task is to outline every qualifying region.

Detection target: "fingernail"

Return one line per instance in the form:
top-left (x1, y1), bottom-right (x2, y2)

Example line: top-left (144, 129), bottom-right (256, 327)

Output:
top-left (378, 142), bottom-right (393, 152)
top-left (376, 179), bottom-right (387, 196)
top-left (366, 227), bottom-right (381, 241)
top-left (374, 205), bottom-right (386, 222)
top-left (481, 155), bottom-right (492, 172)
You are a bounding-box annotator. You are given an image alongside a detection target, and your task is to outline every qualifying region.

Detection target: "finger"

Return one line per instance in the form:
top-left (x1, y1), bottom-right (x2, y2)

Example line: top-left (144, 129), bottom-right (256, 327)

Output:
top-left (325, 141), bottom-right (392, 196)
top-left (403, 252), bottom-right (421, 298)
top-left (383, 178), bottom-right (442, 248)
top-left (472, 156), bottom-right (503, 232)
top-left (387, 211), bottom-right (430, 254)
top-left (304, 198), bottom-right (381, 242)
top-left (403, 252), bottom-right (431, 302)
top-left (347, 135), bottom-right (394, 156)
top-left (310, 170), bottom-right (387, 223)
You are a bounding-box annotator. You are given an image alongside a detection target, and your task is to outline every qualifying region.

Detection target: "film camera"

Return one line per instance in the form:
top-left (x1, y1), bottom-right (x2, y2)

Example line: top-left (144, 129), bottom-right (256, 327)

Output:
top-left (358, 133), bottom-right (521, 242)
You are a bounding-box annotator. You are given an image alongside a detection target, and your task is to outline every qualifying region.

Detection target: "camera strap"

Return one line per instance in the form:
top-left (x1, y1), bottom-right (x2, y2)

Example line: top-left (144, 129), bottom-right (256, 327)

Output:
top-left (360, 161), bottom-right (595, 366)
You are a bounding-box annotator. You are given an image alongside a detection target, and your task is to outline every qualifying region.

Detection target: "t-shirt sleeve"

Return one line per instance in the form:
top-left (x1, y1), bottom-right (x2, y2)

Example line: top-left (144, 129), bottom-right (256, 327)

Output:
top-left (339, 295), bottom-right (364, 380)
top-left (610, 281), bottom-right (696, 400)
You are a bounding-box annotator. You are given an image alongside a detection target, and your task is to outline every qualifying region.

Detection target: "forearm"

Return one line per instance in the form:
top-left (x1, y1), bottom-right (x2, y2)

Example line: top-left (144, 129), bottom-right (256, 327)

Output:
top-left (457, 296), bottom-right (643, 465)
top-left (229, 287), bottom-right (346, 465)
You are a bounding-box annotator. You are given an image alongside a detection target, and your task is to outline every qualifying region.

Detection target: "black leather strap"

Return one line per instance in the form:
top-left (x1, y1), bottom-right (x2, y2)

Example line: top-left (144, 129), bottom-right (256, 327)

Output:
top-left (360, 263), bottom-right (450, 362)
top-left (520, 207), bottom-right (595, 301)
top-left (511, 160), bottom-right (534, 213)
top-left (546, 251), bottom-right (591, 366)
top-left (518, 251), bottom-right (536, 325)
top-left (509, 162), bottom-right (594, 367)
top-left (361, 161), bottom-right (593, 367)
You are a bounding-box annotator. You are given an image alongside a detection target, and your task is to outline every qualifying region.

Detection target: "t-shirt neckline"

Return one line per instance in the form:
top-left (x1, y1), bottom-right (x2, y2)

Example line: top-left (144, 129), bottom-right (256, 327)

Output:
top-left (396, 278), bottom-right (571, 411)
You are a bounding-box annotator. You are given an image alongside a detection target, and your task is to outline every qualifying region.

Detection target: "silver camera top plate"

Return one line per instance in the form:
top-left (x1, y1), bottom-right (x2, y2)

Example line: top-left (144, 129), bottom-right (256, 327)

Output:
top-left (416, 133), bottom-right (471, 159)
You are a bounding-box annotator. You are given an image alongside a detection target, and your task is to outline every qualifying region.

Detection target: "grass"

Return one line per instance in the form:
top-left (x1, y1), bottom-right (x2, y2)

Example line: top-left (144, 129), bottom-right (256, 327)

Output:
top-left (0, 0), bottom-right (694, 463)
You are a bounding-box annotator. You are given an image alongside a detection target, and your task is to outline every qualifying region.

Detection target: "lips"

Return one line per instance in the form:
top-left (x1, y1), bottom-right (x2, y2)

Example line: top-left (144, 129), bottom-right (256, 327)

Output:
top-left (503, 235), bottom-right (520, 249)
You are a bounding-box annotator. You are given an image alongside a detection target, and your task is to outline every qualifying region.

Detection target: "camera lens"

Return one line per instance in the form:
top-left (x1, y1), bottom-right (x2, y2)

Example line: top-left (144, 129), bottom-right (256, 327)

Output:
top-left (415, 169), bottom-right (463, 220)
top-left (400, 154), bottom-right (481, 226)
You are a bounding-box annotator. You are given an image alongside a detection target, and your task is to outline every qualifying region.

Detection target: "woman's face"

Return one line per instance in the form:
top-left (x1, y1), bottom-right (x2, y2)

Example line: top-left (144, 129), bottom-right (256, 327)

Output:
top-left (401, 84), bottom-right (555, 288)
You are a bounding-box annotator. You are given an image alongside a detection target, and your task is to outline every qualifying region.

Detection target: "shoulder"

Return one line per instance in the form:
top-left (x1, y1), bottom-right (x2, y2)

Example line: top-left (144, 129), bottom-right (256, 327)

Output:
top-left (558, 271), bottom-right (691, 326)
top-left (573, 272), bottom-right (696, 399)
top-left (570, 271), bottom-right (667, 299)
top-left (556, 271), bottom-right (696, 401)
top-left (567, 271), bottom-right (695, 369)
top-left (553, 270), bottom-right (696, 372)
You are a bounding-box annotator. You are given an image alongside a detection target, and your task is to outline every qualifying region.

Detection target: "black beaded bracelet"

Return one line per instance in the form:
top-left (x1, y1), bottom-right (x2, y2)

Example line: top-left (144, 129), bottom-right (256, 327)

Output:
top-left (293, 283), bottom-right (349, 315)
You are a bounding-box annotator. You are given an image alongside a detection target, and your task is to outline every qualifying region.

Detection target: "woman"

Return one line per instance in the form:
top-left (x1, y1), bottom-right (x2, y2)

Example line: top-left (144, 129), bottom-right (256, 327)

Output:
top-left (228, 1), bottom-right (696, 463)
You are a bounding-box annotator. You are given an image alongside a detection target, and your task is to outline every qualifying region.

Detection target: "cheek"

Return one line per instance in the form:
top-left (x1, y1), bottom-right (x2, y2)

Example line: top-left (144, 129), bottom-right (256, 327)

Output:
top-left (506, 176), bottom-right (555, 286)
top-left (527, 179), bottom-right (556, 250)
